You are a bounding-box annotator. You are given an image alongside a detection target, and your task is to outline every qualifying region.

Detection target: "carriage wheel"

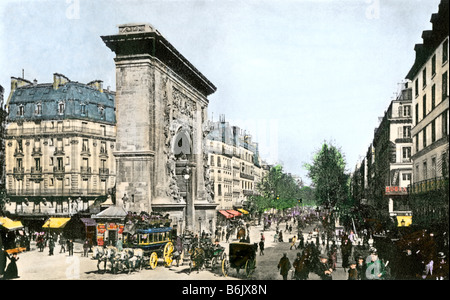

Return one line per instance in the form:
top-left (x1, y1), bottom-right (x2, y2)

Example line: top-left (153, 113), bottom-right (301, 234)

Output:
top-left (149, 252), bottom-right (158, 270)
top-left (245, 258), bottom-right (256, 278)
top-left (163, 242), bottom-right (174, 267)
top-left (221, 257), bottom-right (230, 277)
top-left (211, 257), bottom-right (217, 270)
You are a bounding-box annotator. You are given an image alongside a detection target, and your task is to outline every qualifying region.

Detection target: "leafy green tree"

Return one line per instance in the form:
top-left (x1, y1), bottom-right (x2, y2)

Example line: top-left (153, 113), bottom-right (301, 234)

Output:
top-left (248, 165), bottom-right (302, 215)
top-left (298, 186), bottom-right (316, 207)
top-left (304, 141), bottom-right (350, 210)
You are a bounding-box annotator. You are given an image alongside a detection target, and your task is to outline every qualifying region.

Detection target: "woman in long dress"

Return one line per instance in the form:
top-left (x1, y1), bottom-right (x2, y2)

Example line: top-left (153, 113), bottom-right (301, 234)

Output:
top-left (4, 252), bottom-right (19, 279)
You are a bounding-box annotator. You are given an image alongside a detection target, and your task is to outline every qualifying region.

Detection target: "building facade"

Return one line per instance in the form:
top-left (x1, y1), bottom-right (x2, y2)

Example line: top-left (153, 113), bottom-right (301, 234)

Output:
top-left (3, 74), bottom-right (116, 226)
top-left (406, 0), bottom-right (449, 230)
top-left (206, 115), bottom-right (263, 212)
top-left (1, 85), bottom-right (6, 203)
top-left (352, 83), bottom-right (413, 226)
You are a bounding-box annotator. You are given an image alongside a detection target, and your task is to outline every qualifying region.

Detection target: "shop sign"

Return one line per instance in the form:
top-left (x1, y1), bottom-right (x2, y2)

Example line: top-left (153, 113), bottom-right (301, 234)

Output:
top-left (385, 186), bottom-right (408, 195)
top-left (108, 223), bottom-right (118, 230)
top-left (97, 224), bottom-right (106, 234)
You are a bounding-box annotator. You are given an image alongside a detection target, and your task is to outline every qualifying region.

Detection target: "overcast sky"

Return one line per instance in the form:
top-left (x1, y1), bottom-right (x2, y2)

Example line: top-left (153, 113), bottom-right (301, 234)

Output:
top-left (0, 0), bottom-right (443, 184)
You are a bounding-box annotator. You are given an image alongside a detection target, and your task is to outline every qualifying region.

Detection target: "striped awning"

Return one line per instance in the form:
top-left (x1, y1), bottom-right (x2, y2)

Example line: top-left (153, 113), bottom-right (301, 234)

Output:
top-left (226, 210), bottom-right (242, 217)
top-left (0, 217), bottom-right (24, 231)
top-left (218, 210), bottom-right (234, 219)
top-left (238, 208), bottom-right (249, 215)
top-left (42, 217), bottom-right (71, 229)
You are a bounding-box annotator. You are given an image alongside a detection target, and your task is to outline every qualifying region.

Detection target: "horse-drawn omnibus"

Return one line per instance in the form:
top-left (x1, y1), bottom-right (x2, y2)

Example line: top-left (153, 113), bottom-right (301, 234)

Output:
top-left (125, 226), bottom-right (177, 269)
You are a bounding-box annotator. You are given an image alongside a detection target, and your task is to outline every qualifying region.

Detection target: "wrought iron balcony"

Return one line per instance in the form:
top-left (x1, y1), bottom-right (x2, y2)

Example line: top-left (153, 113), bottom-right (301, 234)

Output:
top-left (99, 168), bottom-right (109, 181)
top-left (13, 167), bottom-right (24, 180)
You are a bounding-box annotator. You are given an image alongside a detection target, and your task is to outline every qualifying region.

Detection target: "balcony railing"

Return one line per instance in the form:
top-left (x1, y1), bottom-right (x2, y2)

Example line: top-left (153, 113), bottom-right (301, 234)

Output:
top-left (99, 168), bottom-right (109, 181)
top-left (31, 166), bottom-right (42, 173)
top-left (411, 176), bottom-right (448, 194)
top-left (6, 125), bottom-right (115, 138)
top-left (7, 188), bottom-right (107, 196)
top-left (240, 173), bottom-right (254, 180)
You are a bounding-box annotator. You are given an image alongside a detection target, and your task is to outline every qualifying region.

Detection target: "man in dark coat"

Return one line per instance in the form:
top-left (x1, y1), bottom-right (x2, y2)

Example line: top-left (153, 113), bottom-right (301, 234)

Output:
top-left (340, 238), bottom-right (352, 269)
top-left (348, 260), bottom-right (358, 280)
top-left (277, 253), bottom-right (291, 280)
top-left (258, 240), bottom-right (265, 256)
top-left (356, 256), bottom-right (367, 280)
top-left (316, 253), bottom-right (333, 280)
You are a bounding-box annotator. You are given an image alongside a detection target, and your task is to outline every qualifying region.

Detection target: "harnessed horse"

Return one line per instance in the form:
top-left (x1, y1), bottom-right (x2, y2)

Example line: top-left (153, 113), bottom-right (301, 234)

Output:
top-left (120, 248), bottom-right (144, 273)
top-left (105, 246), bottom-right (121, 274)
top-left (92, 246), bottom-right (108, 272)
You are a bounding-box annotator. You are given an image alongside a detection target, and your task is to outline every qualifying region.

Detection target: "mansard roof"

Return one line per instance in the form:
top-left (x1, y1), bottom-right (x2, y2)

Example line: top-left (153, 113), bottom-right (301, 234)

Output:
top-left (8, 79), bottom-right (116, 124)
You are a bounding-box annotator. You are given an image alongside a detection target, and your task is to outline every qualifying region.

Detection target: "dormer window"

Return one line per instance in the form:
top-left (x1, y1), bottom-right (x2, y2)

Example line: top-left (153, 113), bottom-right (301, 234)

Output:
top-left (98, 105), bottom-right (104, 116)
top-left (58, 102), bottom-right (65, 115)
top-left (18, 105), bottom-right (25, 116)
top-left (80, 103), bottom-right (86, 116)
top-left (35, 103), bottom-right (42, 115)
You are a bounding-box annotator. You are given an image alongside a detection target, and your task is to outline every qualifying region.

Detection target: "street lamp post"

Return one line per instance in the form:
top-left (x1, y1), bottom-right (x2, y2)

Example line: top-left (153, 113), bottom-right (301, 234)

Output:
top-left (183, 165), bottom-right (191, 231)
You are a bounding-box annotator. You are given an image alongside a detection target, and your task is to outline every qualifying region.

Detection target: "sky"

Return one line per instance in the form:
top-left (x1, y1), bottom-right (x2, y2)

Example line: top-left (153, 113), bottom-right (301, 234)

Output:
top-left (0, 0), bottom-right (443, 185)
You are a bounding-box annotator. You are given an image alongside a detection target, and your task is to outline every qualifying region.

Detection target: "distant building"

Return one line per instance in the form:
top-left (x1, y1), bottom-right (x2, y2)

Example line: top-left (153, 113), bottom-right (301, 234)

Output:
top-left (406, 0), bottom-right (449, 230)
top-left (206, 115), bottom-right (262, 213)
top-left (1, 85), bottom-right (6, 199)
top-left (362, 83), bottom-right (414, 224)
top-left (3, 74), bottom-right (116, 228)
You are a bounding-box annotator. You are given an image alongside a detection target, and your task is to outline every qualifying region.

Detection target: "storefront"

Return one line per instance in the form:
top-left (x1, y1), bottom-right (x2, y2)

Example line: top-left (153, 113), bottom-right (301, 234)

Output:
top-left (0, 217), bottom-right (24, 251)
top-left (93, 206), bottom-right (127, 247)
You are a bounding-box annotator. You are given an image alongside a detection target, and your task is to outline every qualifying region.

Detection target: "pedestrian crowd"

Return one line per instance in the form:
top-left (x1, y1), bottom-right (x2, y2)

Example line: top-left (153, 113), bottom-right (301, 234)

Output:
top-left (274, 218), bottom-right (449, 280)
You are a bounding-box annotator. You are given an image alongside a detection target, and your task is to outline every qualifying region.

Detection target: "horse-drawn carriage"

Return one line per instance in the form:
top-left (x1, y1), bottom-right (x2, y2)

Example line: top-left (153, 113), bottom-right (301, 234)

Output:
top-left (221, 242), bottom-right (257, 278)
top-left (188, 237), bottom-right (226, 274)
top-left (127, 226), bottom-right (176, 269)
top-left (92, 226), bottom-right (176, 273)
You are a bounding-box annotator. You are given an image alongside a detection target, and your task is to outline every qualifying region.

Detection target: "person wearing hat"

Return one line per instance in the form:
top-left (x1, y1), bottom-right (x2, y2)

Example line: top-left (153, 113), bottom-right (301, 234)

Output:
top-left (365, 248), bottom-right (386, 280)
top-left (316, 253), bottom-right (333, 280)
top-left (356, 256), bottom-right (367, 280)
top-left (347, 260), bottom-right (358, 280)
top-left (277, 253), bottom-right (291, 280)
top-left (434, 252), bottom-right (448, 280)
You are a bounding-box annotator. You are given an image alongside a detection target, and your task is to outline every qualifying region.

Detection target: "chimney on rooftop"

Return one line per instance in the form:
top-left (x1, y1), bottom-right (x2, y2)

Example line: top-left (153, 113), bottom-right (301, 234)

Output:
top-left (53, 73), bottom-right (70, 90)
top-left (87, 80), bottom-right (104, 93)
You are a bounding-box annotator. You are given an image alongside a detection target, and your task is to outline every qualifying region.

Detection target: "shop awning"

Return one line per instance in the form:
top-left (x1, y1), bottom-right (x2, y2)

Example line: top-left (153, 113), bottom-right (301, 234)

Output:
top-left (226, 210), bottom-right (242, 217)
top-left (42, 217), bottom-right (71, 229)
top-left (0, 217), bottom-right (24, 231)
top-left (218, 210), bottom-right (234, 219)
top-left (238, 208), bottom-right (249, 215)
top-left (80, 218), bottom-right (97, 227)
